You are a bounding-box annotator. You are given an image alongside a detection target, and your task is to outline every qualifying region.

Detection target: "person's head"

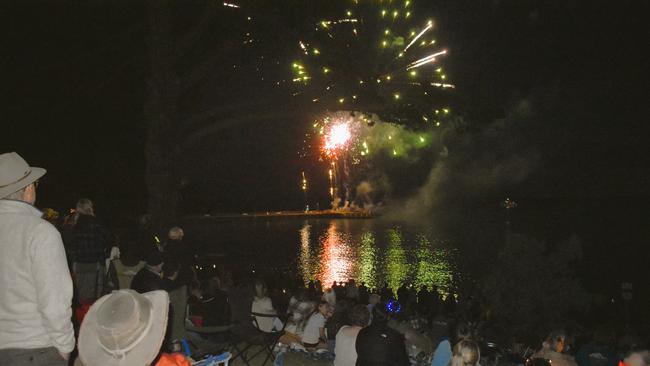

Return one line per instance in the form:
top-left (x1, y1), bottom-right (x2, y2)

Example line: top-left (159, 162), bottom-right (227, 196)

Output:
top-left (146, 250), bottom-right (164, 274)
top-left (544, 330), bottom-right (568, 353)
top-left (294, 287), bottom-right (309, 302)
top-left (254, 279), bottom-right (267, 299)
top-left (371, 302), bottom-right (389, 325)
top-left (348, 304), bottom-right (370, 327)
top-left (454, 322), bottom-right (474, 343)
top-left (200, 277), bottom-right (218, 299)
top-left (168, 227), bottom-right (184, 241)
top-left (78, 289), bottom-right (169, 366)
top-left (0, 152), bottom-right (46, 205)
top-left (316, 300), bottom-right (331, 317)
top-left (76, 198), bottom-right (95, 216)
top-left (624, 350), bottom-right (650, 366)
top-left (451, 340), bottom-right (481, 366)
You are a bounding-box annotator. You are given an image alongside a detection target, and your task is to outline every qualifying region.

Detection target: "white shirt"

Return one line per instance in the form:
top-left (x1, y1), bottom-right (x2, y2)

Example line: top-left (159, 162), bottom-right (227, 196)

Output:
top-left (334, 325), bottom-right (362, 366)
top-left (0, 200), bottom-right (75, 353)
top-left (301, 312), bottom-right (326, 344)
top-left (251, 296), bottom-right (276, 332)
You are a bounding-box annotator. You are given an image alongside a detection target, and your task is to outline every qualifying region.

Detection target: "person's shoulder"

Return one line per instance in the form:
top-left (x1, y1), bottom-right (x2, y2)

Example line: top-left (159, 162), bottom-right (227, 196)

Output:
top-left (32, 218), bottom-right (63, 241)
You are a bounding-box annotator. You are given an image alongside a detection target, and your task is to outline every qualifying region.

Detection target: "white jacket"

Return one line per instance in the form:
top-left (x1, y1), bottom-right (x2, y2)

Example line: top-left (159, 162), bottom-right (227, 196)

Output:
top-left (0, 199), bottom-right (75, 353)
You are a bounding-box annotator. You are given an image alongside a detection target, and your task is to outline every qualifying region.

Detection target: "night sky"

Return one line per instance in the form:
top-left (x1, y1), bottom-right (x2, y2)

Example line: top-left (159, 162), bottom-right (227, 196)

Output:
top-left (2, 0), bottom-right (648, 219)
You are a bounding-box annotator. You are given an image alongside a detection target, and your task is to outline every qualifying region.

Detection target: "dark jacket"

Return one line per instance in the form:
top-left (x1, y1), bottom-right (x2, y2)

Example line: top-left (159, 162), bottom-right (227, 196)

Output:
top-left (67, 214), bottom-right (108, 264)
top-left (131, 267), bottom-right (165, 294)
top-left (195, 290), bottom-right (230, 327)
top-left (163, 240), bottom-right (195, 291)
top-left (355, 322), bottom-right (410, 366)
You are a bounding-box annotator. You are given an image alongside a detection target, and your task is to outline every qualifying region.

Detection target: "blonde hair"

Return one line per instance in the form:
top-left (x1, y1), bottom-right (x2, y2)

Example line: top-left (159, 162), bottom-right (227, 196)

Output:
top-left (451, 340), bottom-right (480, 366)
top-left (76, 198), bottom-right (95, 216)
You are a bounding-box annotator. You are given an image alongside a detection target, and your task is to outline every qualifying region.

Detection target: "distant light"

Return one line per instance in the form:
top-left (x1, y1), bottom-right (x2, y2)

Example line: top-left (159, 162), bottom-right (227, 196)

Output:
top-left (409, 70), bottom-right (417, 77)
top-left (346, 10), bottom-right (352, 16)
top-left (393, 93), bottom-right (400, 99)
top-left (223, 2), bottom-right (240, 8)
top-left (381, 9), bottom-right (387, 17)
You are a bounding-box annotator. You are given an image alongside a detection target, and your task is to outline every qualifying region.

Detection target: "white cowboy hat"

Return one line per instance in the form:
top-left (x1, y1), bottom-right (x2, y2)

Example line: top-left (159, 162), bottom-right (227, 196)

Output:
top-left (0, 152), bottom-right (46, 198)
top-left (79, 290), bottom-right (169, 366)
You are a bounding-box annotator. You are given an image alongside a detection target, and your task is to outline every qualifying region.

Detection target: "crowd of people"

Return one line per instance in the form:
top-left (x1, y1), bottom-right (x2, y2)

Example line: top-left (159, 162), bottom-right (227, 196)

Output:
top-left (1, 151), bottom-right (649, 366)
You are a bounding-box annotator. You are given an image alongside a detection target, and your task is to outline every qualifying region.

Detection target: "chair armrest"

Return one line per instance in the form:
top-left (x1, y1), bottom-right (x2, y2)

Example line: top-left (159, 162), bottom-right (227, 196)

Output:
top-left (186, 324), bottom-right (233, 334)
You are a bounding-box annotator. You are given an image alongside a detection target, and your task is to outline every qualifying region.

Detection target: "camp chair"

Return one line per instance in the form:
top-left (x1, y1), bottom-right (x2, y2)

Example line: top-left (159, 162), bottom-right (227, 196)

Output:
top-left (232, 312), bottom-right (287, 366)
top-left (183, 304), bottom-right (234, 359)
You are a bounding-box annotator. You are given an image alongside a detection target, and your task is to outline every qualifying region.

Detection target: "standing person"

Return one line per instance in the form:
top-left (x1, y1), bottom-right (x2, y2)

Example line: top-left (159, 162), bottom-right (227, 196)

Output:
top-left (0, 152), bottom-right (75, 365)
top-left (67, 198), bottom-right (109, 301)
top-left (131, 250), bottom-right (166, 294)
top-left (162, 226), bottom-right (196, 291)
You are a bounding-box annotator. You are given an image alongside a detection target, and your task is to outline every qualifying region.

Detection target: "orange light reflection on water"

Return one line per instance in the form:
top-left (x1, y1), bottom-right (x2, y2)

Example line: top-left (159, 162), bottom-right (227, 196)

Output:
top-left (317, 223), bottom-right (355, 287)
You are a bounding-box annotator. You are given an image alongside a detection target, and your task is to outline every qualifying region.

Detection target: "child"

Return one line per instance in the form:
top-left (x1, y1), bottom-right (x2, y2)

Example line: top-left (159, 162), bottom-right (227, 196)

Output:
top-left (301, 301), bottom-right (331, 349)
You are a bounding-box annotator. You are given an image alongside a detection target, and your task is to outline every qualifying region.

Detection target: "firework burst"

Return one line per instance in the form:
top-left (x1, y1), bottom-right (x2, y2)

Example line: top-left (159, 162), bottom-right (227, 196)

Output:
top-left (292, 0), bottom-right (454, 126)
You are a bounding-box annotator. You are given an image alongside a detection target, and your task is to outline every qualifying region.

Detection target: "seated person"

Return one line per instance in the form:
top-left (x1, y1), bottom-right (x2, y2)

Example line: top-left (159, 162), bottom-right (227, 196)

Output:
top-left (301, 301), bottom-right (332, 349)
top-left (251, 279), bottom-right (283, 332)
top-left (451, 339), bottom-right (481, 366)
top-left (334, 304), bottom-right (370, 366)
top-left (193, 275), bottom-right (230, 327)
top-left (355, 303), bottom-right (409, 366)
top-left (280, 288), bottom-right (315, 346)
top-left (621, 350), bottom-right (650, 366)
top-left (532, 331), bottom-right (579, 366)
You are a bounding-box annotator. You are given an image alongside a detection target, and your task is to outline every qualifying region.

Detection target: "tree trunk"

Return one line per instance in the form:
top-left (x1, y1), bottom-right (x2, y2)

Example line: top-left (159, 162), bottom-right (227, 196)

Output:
top-left (144, 0), bottom-right (181, 230)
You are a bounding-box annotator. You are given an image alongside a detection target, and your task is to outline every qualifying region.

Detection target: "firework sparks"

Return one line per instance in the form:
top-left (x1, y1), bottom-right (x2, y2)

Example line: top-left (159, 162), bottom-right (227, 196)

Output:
top-left (290, 1), bottom-right (453, 123)
top-left (323, 122), bottom-right (352, 158)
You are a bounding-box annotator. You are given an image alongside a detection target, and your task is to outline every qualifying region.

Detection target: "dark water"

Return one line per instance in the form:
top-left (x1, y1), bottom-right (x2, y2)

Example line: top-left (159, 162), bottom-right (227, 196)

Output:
top-left (182, 197), bottom-right (649, 309)
top-left (185, 217), bottom-right (457, 293)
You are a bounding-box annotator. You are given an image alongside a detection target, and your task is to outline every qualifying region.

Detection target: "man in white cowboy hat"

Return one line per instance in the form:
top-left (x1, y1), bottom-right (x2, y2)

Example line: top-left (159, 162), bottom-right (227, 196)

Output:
top-left (78, 289), bottom-right (169, 366)
top-left (0, 152), bottom-right (75, 365)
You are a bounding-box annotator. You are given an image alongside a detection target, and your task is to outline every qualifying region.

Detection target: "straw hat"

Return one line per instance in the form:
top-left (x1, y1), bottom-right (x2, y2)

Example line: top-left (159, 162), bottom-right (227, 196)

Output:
top-left (0, 152), bottom-right (46, 198)
top-left (79, 290), bottom-right (169, 366)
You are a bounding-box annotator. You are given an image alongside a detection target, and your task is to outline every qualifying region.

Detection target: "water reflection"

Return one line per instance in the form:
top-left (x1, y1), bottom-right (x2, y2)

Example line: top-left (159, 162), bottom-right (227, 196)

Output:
top-left (385, 228), bottom-right (408, 292)
top-left (298, 221), bottom-right (454, 293)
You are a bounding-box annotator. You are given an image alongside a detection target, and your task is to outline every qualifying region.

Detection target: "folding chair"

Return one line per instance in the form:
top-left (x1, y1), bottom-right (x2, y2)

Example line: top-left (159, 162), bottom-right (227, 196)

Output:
top-left (230, 312), bottom-right (287, 366)
top-left (183, 304), bottom-right (234, 359)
